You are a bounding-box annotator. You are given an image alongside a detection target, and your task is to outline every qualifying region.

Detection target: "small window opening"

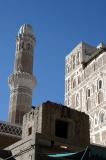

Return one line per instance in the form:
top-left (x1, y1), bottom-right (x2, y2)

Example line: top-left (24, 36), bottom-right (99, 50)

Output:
top-left (73, 79), bottom-right (76, 88)
top-left (86, 102), bottom-right (88, 111)
top-left (55, 120), bottom-right (68, 139)
top-left (94, 117), bottom-right (97, 126)
top-left (78, 76), bottom-right (81, 84)
top-left (99, 80), bottom-right (102, 89)
top-left (21, 42), bottom-right (24, 49)
top-left (76, 94), bottom-right (79, 106)
top-left (88, 89), bottom-right (90, 97)
top-left (72, 56), bottom-right (75, 69)
top-left (100, 113), bottom-right (105, 123)
top-left (28, 127), bottom-right (32, 136)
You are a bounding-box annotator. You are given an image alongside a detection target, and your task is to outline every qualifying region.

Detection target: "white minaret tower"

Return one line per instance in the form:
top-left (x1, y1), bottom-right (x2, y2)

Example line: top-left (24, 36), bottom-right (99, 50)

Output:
top-left (8, 24), bottom-right (36, 125)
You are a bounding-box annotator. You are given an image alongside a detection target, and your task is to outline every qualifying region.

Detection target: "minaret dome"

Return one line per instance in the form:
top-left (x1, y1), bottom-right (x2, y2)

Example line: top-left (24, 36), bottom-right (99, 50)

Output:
top-left (18, 24), bottom-right (34, 36)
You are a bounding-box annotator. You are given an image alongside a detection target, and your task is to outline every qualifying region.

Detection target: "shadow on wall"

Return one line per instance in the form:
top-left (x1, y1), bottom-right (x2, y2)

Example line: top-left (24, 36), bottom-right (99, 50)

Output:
top-left (0, 149), bottom-right (16, 160)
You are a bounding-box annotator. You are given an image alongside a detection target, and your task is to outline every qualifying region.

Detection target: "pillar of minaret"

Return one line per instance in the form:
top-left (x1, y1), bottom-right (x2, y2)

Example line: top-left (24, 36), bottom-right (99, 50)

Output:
top-left (8, 24), bottom-right (36, 125)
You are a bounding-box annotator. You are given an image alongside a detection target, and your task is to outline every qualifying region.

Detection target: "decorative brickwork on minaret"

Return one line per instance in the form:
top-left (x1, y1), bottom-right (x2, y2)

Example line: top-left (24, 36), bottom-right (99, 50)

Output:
top-left (8, 24), bottom-right (36, 125)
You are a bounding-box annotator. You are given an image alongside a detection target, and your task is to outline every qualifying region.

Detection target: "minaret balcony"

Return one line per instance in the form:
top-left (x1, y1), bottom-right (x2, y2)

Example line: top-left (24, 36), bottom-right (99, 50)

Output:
top-left (8, 72), bottom-right (36, 90)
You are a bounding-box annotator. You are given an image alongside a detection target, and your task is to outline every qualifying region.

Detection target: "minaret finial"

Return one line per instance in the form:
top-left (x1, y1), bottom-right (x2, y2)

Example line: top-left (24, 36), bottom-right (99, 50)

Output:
top-left (18, 24), bottom-right (34, 36)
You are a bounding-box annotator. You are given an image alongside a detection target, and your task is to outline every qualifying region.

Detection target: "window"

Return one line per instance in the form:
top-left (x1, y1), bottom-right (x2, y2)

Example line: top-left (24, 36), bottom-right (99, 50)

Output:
top-left (87, 89), bottom-right (90, 97)
top-left (73, 79), bottom-right (76, 88)
top-left (67, 66), bottom-right (70, 74)
top-left (76, 94), bottom-right (79, 106)
top-left (94, 114), bottom-right (98, 127)
top-left (28, 127), bottom-right (32, 136)
top-left (78, 76), bottom-right (81, 84)
top-left (99, 80), bottom-right (102, 89)
top-left (72, 55), bottom-right (75, 69)
top-left (86, 99), bottom-right (91, 111)
top-left (55, 120), bottom-right (68, 139)
top-left (27, 43), bottom-right (31, 50)
top-left (68, 78), bottom-right (70, 91)
top-left (86, 104), bottom-right (88, 111)
top-left (21, 42), bottom-right (24, 49)
top-left (100, 112), bottom-right (105, 124)
top-left (94, 117), bottom-right (98, 126)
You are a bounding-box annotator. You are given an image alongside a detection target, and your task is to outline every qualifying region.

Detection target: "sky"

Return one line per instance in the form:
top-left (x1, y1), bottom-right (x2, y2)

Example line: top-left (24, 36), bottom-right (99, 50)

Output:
top-left (0, 0), bottom-right (106, 121)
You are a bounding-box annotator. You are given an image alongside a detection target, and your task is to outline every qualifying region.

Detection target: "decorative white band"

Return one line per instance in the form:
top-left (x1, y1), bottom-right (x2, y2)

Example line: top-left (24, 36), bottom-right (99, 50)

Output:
top-left (8, 72), bottom-right (36, 90)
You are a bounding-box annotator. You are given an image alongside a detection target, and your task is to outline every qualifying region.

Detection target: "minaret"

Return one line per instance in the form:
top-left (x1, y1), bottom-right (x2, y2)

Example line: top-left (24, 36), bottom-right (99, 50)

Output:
top-left (8, 24), bottom-right (36, 125)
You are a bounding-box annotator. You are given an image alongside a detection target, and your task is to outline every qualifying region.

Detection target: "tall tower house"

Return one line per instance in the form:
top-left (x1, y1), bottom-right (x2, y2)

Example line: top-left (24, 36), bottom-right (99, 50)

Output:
top-left (8, 24), bottom-right (36, 125)
top-left (65, 42), bottom-right (106, 145)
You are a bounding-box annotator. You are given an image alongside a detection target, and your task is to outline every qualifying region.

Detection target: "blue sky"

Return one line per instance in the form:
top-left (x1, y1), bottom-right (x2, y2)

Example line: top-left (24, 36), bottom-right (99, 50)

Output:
top-left (0, 0), bottom-right (106, 121)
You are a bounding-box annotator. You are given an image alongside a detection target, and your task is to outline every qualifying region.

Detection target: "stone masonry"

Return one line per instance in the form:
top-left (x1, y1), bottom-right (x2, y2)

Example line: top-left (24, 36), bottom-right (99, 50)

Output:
top-left (65, 42), bottom-right (106, 145)
top-left (8, 24), bottom-right (36, 125)
top-left (6, 101), bottom-right (90, 160)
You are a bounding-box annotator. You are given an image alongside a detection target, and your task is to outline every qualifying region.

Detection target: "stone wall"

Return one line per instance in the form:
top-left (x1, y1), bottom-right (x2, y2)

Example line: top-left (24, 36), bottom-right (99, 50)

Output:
top-left (41, 101), bottom-right (90, 148)
top-left (6, 101), bottom-right (90, 160)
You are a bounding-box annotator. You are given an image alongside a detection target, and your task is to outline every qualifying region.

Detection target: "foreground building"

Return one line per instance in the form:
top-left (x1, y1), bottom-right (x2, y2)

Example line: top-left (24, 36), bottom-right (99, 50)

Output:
top-left (64, 42), bottom-right (106, 145)
top-left (6, 101), bottom-right (90, 160)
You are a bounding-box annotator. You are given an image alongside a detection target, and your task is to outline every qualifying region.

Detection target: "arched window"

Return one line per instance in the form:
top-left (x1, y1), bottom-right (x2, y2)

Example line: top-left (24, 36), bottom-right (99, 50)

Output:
top-left (78, 76), bottom-right (81, 84)
top-left (26, 43), bottom-right (33, 51)
top-left (99, 80), bottom-right (102, 89)
top-left (19, 42), bottom-right (24, 50)
top-left (98, 90), bottom-right (103, 104)
top-left (99, 112), bottom-right (105, 124)
top-left (73, 79), bottom-right (76, 88)
top-left (87, 89), bottom-right (90, 97)
top-left (21, 42), bottom-right (24, 49)
top-left (67, 66), bottom-right (70, 74)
